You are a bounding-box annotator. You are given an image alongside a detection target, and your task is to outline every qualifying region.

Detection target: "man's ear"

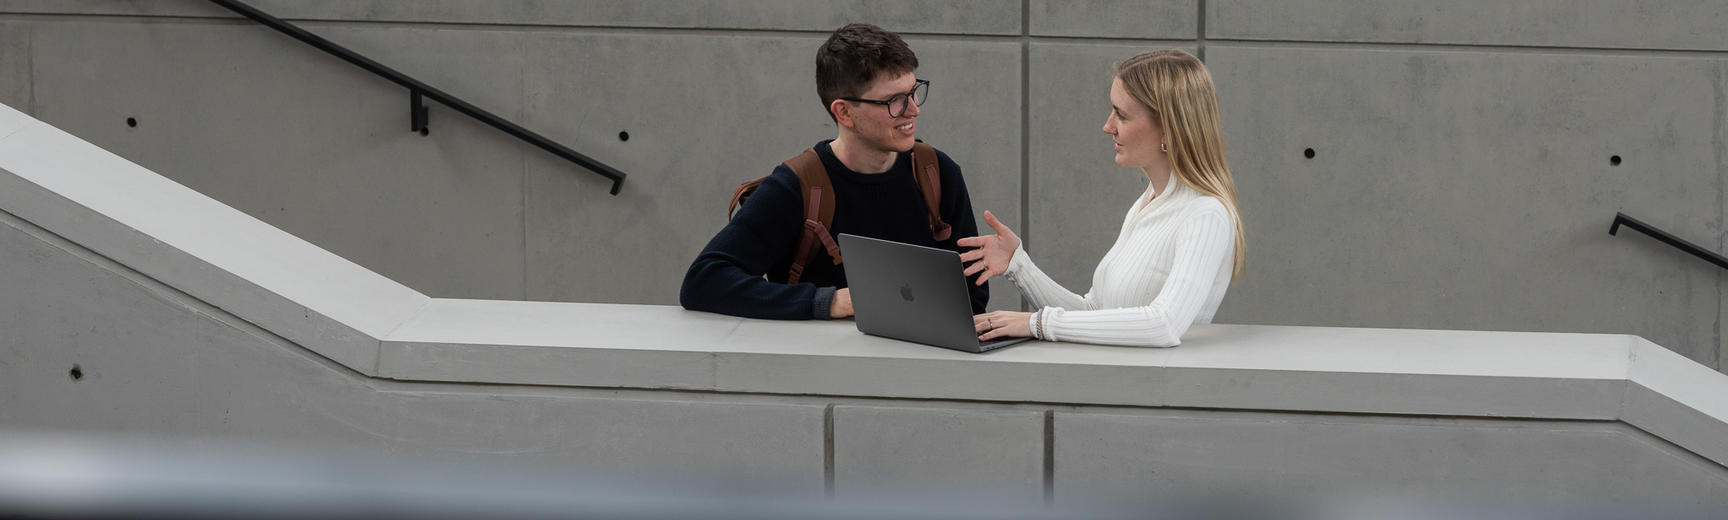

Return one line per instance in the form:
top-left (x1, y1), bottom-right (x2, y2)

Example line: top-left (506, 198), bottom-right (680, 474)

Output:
top-left (830, 99), bottom-right (854, 129)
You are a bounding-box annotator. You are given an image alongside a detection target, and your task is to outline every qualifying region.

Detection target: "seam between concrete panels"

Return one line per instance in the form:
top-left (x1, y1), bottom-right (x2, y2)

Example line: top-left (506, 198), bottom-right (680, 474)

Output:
top-left (23, 22), bottom-right (33, 114)
top-left (1204, 39), bottom-right (1728, 59)
top-left (349, 376), bottom-right (1640, 422)
top-left (1196, 0), bottom-right (1206, 61)
top-left (1041, 409), bottom-right (1054, 504)
top-left (374, 300), bottom-right (433, 376)
top-left (1715, 61), bottom-right (1726, 371)
top-left (823, 403), bottom-right (836, 498)
top-left (1019, 0), bottom-right (1030, 311)
top-left (0, 206), bottom-right (384, 385)
top-left (518, 33), bottom-right (530, 301)
top-left (19, 10), bottom-right (1728, 55)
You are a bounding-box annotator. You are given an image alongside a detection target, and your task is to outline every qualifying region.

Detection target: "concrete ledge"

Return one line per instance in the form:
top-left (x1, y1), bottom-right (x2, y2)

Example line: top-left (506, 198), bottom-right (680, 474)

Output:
top-left (384, 309), bottom-right (1632, 420)
top-left (0, 102), bottom-right (426, 373)
top-left (4, 100), bottom-right (1727, 472)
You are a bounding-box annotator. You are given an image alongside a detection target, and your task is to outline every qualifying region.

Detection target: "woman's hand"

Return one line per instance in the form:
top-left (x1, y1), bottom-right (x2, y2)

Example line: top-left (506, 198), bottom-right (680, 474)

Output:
top-left (974, 310), bottom-right (1034, 341)
top-left (957, 210), bottom-right (1021, 286)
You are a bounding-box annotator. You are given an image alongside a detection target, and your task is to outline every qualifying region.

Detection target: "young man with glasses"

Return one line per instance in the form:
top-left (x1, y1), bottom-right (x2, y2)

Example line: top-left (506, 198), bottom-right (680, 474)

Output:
top-left (681, 23), bottom-right (987, 320)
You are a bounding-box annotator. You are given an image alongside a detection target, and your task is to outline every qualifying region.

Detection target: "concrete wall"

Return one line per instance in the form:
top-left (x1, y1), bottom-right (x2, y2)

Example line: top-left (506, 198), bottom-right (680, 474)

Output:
top-left (0, 2), bottom-right (1724, 375)
top-left (7, 99), bottom-right (1728, 509)
top-left (7, 208), bottom-right (1727, 507)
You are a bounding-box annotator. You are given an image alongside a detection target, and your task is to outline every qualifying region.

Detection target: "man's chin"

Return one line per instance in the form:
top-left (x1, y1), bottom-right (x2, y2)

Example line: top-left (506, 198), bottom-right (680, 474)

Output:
top-left (893, 135), bottom-right (918, 152)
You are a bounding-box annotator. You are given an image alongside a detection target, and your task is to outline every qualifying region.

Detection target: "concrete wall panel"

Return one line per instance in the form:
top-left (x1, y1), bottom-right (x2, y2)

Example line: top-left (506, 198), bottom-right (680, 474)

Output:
top-left (0, 1), bottom-right (1022, 35)
top-left (522, 33), bottom-right (1025, 307)
top-left (832, 405), bottom-right (1044, 497)
top-left (1054, 410), bottom-right (1728, 507)
top-left (1030, 0), bottom-right (1196, 39)
top-left (1026, 42), bottom-right (1195, 293)
top-left (1210, 1), bottom-right (1728, 51)
top-left (27, 20), bottom-right (528, 300)
top-left (0, 217), bottom-right (825, 486)
top-left (7, 5), bottom-right (1728, 372)
top-left (0, 22), bottom-right (26, 113)
top-left (1207, 46), bottom-right (1723, 367)
top-left (901, 37), bottom-right (1027, 311)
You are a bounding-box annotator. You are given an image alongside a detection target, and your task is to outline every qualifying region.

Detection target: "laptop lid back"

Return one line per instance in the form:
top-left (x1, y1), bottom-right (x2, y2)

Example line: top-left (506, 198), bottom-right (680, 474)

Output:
top-left (839, 234), bottom-right (988, 352)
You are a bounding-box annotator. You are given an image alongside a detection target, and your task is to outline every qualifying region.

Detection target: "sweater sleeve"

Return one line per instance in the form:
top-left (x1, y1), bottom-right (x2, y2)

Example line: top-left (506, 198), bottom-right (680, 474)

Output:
top-left (680, 167), bottom-right (831, 320)
top-left (933, 149), bottom-right (990, 314)
top-left (1039, 203), bottom-right (1234, 347)
top-left (1003, 245), bottom-right (1090, 310)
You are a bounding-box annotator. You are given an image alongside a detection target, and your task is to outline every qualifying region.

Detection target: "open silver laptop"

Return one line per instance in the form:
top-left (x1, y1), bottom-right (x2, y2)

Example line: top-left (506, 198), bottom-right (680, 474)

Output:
top-left (839, 234), bottom-right (1033, 353)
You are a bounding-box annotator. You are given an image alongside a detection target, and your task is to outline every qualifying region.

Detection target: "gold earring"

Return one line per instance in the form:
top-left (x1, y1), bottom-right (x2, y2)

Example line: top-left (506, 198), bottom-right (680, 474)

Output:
top-left (1160, 143), bottom-right (1168, 153)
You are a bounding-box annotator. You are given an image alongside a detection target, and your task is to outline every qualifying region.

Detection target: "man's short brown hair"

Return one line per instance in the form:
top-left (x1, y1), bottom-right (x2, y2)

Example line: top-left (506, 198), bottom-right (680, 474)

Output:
top-left (815, 23), bottom-right (919, 122)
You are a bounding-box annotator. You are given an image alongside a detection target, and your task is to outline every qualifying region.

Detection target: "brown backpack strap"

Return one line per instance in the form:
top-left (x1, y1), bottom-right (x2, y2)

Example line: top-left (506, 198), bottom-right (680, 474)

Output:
top-left (910, 142), bottom-right (951, 241)
top-left (782, 149), bottom-right (842, 284)
top-left (727, 178), bottom-right (763, 219)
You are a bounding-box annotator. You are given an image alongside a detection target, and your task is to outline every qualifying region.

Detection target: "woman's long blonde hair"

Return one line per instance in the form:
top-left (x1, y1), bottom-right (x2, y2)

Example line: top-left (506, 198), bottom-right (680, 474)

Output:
top-left (1115, 49), bottom-right (1245, 280)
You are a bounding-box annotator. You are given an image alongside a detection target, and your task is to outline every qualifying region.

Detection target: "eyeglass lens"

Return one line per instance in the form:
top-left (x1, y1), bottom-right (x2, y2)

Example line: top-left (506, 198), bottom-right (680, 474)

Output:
top-left (889, 82), bottom-right (929, 117)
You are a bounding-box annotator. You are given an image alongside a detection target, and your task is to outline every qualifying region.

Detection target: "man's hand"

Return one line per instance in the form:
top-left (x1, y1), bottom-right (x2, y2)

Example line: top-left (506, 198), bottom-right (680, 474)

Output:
top-left (830, 288), bottom-right (854, 318)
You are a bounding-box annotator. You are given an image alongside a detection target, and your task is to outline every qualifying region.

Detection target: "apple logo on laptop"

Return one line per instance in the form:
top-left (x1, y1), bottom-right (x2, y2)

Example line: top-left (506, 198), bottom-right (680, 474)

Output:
top-left (899, 284), bottom-right (915, 302)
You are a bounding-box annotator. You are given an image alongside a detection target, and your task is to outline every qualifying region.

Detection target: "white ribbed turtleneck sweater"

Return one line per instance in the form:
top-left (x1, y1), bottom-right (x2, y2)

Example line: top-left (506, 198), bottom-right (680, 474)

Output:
top-left (1005, 180), bottom-right (1235, 347)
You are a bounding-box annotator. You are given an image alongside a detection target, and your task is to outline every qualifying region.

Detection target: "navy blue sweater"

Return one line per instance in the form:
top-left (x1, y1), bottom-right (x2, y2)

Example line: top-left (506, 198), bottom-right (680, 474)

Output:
top-left (681, 140), bottom-right (988, 319)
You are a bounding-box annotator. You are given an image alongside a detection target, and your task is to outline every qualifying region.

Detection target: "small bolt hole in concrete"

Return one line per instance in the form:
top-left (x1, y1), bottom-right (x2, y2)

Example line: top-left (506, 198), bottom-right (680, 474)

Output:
top-left (126, 117), bottom-right (137, 128)
top-left (1610, 155), bottom-right (1622, 166)
top-left (69, 364), bottom-right (83, 381)
top-left (619, 130), bottom-right (630, 142)
top-left (1303, 148), bottom-right (1315, 159)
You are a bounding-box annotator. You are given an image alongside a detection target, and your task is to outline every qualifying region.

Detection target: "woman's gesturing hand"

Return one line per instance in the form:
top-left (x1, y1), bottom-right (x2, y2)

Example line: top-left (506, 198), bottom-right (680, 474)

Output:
top-left (957, 210), bottom-right (1020, 286)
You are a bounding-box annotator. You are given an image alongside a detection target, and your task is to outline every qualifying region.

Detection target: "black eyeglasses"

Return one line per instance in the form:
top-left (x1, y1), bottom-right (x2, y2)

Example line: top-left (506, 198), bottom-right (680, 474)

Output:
top-left (842, 79), bottom-right (930, 118)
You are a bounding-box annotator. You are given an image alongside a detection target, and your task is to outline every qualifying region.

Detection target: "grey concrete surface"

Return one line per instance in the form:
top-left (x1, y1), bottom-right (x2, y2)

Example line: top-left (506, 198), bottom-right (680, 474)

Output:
top-left (1029, 0), bottom-right (1196, 39)
top-left (1026, 42), bottom-right (1196, 292)
top-left (1209, 0), bottom-right (1728, 51)
top-left (519, 31), bottom-right (1025, 309)
top-left (1207, 46), bottom-right (1724, 368)
top-left (904, 37), bottom-right (1027, 311)
top-left (9, 4), bottom-right (1727, 374)
top-left (0, 218), bottom-right (825, 484)
top-left (26, 20), bottom-right (529, 301)
top-left (3, 0), bottom-right (1728, 385)
top-left (6, 197), bottom-right (1727, 500)
top-left (1053, 410), bottom-right (1728, 507)
top-left (8, 101), bottom-right (1728, 500)
top-left (0, 102), bottom-right (427, 374)
top-left (832, 406), bottom-right (1045, 498)
top-left (0, 22), bottom-right (26, 113)
top-left (519, 31), bottom-right (828, 304)
top-left (1626, 338), bottom-right (1728, 466)
top-left (0, 0), bottom-right (1023, 35)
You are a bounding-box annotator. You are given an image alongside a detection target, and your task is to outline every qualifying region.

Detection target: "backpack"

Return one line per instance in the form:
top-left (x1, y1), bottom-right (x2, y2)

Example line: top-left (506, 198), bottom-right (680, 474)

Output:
top-left (728, 142), bottom-right (952, 284)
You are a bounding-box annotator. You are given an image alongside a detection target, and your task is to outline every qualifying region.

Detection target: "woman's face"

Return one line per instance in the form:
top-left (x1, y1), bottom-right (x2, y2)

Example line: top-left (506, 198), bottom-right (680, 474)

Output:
top-left (1102, 77), bottom-right (1166, 171)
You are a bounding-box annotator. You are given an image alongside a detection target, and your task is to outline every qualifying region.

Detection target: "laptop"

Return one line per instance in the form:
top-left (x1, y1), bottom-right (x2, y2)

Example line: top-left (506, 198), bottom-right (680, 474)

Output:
top-left (839, 233), bottom-right (1034, 353)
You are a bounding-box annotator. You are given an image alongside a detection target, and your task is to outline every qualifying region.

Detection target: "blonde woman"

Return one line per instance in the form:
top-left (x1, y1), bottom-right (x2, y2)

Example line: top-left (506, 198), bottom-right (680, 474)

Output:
top-left (961, 49), bottom-right (1245, 347)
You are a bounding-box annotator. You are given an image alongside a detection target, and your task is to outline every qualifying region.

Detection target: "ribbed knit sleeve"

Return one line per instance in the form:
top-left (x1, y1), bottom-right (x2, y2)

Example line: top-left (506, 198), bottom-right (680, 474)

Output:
top-left (1003, 245), bottom-right (1090, 310)
top-left (1041, 201), bottom-right (1234, 347)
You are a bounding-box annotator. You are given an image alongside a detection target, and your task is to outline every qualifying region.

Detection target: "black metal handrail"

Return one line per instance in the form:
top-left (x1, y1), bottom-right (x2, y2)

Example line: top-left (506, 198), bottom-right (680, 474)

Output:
top-left (209, 0), bottom-right (626, 195)
top-left (1609, 212), bottom-right (1728, 270)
